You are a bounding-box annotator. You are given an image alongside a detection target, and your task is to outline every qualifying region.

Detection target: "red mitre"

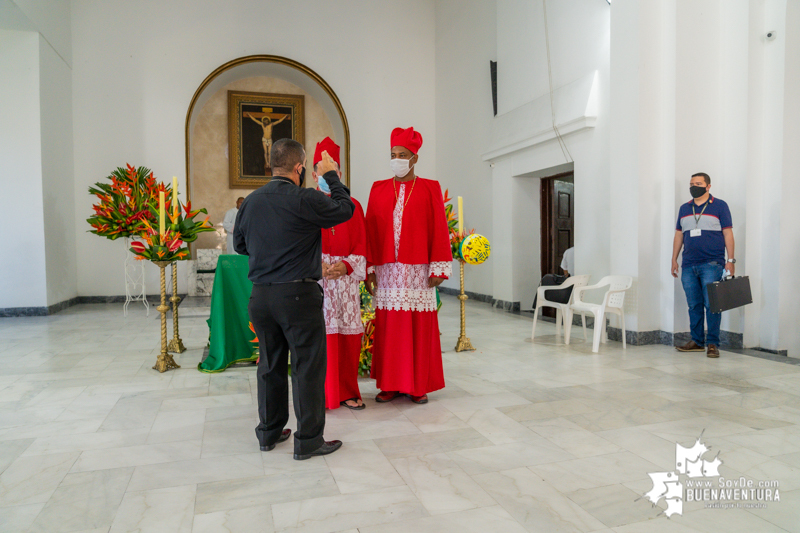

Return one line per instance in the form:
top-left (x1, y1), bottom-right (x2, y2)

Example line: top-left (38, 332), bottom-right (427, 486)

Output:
top-left (390, 127), bottom-right (423, 154)
top-left (313, 137), bottom-right (340, 167)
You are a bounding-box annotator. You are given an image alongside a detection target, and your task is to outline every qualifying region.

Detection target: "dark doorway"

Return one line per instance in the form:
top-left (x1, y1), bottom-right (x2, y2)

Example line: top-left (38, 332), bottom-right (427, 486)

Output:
top-left (539, 172), bottom-right (575, 317)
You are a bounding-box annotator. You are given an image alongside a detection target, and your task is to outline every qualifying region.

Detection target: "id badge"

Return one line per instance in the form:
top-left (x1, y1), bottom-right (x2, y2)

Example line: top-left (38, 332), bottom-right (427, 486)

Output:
top-left (690, 229), bottom-right (701, 237)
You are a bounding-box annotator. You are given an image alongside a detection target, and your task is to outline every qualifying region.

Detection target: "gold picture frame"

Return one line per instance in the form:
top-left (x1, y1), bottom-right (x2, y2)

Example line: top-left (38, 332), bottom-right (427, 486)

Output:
top-left (228, 90), bottom-right (305, 189)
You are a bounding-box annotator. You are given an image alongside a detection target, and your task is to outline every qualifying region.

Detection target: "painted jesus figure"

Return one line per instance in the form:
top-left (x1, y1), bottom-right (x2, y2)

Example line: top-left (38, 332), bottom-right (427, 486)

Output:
top-left (364, 126), bottom-right (452, 405)
top-left (246, 112), bottom-right (288, 174)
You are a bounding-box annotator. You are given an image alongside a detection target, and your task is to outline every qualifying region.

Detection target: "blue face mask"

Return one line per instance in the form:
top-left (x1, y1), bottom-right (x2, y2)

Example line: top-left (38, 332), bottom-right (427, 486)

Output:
top-left (318, 174), bottom-right (331, 194)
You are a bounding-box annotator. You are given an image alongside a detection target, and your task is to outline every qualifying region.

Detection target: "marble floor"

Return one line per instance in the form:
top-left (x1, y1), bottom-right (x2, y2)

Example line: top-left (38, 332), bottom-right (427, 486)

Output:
top-left (1, 295), bottom-right (799, 533)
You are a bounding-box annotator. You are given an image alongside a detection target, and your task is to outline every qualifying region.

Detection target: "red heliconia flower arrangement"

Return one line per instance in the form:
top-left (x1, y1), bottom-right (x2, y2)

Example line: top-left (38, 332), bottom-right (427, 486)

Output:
top-left (87, 163), bottom-right (215, 261)
top-left (127, 199), bottom-right (215, 262)
top-left (87, 164), bottom-right (164, 240)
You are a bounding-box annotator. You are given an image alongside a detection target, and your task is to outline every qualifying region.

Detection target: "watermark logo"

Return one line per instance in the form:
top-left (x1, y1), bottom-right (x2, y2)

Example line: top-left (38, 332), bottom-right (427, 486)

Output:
top-left (640, 430), bottom-right (780, 518)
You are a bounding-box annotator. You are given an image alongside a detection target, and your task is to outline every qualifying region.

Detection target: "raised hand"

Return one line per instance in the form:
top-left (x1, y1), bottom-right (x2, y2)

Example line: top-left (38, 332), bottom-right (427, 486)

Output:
top-left (316, 150), bottom-right (339, 176)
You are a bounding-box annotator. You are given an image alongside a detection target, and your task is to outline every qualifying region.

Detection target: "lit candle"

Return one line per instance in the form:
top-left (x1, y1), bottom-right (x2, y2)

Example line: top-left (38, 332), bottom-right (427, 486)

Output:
top-left (159, 191), bottom-right (165, 237)
top-left (172, 176), bottom-right (178, 217)
top-left (458, 196), bottom-right (464, 235)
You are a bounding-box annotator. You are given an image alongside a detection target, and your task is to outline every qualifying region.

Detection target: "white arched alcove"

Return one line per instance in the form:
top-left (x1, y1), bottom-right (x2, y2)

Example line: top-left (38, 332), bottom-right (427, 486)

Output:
top-left (184, 56), bottom-right (351, 251)
top-left (185, 55), bottom-right (351, 201)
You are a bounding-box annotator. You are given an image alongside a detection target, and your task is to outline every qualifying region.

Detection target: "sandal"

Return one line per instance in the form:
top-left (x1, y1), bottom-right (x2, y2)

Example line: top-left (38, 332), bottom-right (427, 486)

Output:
top-left (340, 398), bottom-right (366, 410)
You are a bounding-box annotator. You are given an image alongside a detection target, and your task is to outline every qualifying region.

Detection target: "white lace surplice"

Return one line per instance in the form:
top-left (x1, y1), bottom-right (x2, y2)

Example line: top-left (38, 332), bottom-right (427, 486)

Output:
top-left (320, 253), bottom-right (366, 335)
top-left (371, 182), bottom-right (452, 313)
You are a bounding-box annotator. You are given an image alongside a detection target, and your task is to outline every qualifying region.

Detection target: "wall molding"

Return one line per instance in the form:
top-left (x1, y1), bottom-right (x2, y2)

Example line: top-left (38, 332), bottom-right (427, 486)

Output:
top-left (482, 71), bottom-right (599, 162)
top-left (0, 297), bottom-right (80, 317)
top-left (437, 289), bottom-right (781, 354)
top-left (0, 294), bottom-right (186, 317)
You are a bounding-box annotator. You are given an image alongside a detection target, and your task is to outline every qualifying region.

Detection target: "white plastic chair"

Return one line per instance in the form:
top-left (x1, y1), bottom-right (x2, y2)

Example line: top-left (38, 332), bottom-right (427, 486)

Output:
top-left (565, 275), bottom-right (633, 353)
top-left (531, 275), bottom-right (590, 342)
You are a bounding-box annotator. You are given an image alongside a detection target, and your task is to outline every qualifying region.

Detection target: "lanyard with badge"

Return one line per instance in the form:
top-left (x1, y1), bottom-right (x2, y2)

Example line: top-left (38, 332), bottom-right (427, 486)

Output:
top-left (690, 200), bottom-right (708, 237)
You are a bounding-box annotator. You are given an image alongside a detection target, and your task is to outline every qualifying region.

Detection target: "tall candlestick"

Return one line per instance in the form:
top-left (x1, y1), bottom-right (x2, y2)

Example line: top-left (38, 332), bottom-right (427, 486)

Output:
top-left (172, 176), bottom-right (178, 217)
top-left (159, 191), bottom-right (165, 237)
top-left (458, 196), bottom-right (464, 235)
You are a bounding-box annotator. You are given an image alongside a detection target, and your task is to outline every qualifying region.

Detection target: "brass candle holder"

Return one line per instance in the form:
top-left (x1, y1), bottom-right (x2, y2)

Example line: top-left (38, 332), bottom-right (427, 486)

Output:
top-left (152, 260), bottom-right (180, 373)
top-left (167, 262), bottom-right (186, 353)
top-left (454, 259), bottom-right (475, 352)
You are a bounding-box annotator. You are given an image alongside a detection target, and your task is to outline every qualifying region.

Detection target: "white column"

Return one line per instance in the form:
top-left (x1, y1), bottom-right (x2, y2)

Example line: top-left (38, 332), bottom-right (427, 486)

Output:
top-left (744, 0), bottom-right (787, 350)
top-left (778, 0), bottom-right (800, 357)
top-left (0, 30), bottom-right (48, 309)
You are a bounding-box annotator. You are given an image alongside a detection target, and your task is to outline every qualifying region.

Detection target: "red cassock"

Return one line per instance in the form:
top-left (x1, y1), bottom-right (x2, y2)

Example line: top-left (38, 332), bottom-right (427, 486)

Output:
top-left (321, 197), bottom-right (367, 409)
top-left (365, 177), bottom-right (453, 396)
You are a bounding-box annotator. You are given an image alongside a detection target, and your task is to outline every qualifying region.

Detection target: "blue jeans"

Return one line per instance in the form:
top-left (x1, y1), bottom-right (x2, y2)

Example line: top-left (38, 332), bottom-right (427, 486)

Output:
top-left (681, 262), bottom-right (724, 346)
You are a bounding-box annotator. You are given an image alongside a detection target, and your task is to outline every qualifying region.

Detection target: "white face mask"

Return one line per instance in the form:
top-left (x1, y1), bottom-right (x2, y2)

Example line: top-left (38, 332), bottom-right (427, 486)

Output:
top-left (390, 157), bottom-right (414, 178)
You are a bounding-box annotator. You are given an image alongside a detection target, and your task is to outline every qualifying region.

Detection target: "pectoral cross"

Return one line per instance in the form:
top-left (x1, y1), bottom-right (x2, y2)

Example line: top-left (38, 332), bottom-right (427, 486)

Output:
top-left (331, 227), bottom-right (335, 235)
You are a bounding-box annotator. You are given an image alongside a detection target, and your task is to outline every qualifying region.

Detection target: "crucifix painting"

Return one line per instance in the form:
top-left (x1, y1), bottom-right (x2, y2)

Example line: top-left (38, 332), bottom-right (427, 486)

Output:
top-left (228, 90), bottom-right (305, 189)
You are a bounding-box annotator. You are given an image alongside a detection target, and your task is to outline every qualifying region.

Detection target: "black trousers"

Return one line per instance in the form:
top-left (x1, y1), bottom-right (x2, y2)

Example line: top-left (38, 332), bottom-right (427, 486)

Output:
top-left (532, 274), bottom-right (572, 309)
top-left (249, 282), bottom-right (326, 455)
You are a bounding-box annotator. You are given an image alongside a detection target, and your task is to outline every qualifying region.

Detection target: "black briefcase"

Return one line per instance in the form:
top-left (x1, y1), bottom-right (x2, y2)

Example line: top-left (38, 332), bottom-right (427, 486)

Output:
top-left (706, 276), bottom-right (752, 314)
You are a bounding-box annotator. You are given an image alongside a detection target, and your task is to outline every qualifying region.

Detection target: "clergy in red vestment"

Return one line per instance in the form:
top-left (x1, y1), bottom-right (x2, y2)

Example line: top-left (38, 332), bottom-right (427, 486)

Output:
top-left (364, 127), bottom-right (452, 405)
top-left (313, 137), bottom-right (368, 410)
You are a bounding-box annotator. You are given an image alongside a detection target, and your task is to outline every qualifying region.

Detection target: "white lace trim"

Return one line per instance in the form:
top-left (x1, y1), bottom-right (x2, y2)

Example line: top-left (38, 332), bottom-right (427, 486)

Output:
top-left (338, 253), bottom-right (366, 281)
top-left (374, 262), bottom-right (438, 313)
top-left (429, 261), bottom-right (452, 278)
top-left (320, 253), bottom-right (366, 335)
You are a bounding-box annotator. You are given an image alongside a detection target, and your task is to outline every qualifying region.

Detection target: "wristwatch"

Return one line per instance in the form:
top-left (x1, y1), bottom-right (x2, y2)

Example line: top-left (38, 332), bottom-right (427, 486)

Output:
top-left (727, 258), bottom-right (736, 264)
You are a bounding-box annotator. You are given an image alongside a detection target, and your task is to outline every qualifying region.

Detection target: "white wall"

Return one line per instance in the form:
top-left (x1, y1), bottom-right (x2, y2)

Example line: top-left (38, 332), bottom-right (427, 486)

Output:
top-left (3, 0), bottom-right (797, 352)
top-left (71, 0), bottom-right (437, 297)
top-left (778, 0), bottom-right (800, 357)
top-left (605, 0), bottom-right (799, 348)
top-left (11, 0), bottom-right (71, 65)
top-left (39, 33), bottom-right (77, 306)
top-left (0, 30), bottom-right (48, 308)
top-left (434, 0), bottom-right (496, 296)
top-left (487, 0), bottom-right (611, 309)
top-left (497, 0), bottom-right (608, 114)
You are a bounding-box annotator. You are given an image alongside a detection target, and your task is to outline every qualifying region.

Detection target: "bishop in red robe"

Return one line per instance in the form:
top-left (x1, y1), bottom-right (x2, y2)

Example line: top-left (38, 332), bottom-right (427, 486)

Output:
top-left (365, 127), bottom-right (452, 404)
top-left (313, 138), bottom-right (368, 410)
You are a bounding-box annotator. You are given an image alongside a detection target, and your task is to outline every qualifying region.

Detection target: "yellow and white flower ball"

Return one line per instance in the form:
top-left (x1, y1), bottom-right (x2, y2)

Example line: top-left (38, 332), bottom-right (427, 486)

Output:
top-left (458, 234), bottom-right (491, 265)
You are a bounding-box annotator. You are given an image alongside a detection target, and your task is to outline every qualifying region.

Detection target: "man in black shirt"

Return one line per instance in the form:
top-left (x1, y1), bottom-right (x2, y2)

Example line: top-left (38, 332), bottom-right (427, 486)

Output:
top-left (234, 138), bottom-right (354, 460)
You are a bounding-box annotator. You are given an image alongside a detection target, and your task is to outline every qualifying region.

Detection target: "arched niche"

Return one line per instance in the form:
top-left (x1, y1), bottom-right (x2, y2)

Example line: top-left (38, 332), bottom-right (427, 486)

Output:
top-left (184, 55), bottom-right (350, 249)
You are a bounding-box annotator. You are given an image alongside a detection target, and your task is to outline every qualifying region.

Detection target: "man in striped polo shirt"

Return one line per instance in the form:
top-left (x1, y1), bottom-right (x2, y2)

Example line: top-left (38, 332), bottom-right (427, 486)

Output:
top-left (671, 172), bottom-right (735, 358)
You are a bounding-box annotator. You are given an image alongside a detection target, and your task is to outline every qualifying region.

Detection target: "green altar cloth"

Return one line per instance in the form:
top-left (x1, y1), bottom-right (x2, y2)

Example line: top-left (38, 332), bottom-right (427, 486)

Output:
top-left (198, 254), bottom-right (257, 373)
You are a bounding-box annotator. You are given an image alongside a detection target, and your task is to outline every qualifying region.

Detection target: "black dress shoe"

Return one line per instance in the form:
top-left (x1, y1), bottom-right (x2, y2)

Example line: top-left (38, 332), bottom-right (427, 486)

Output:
top-left (260, 429), bottom-right (291, 451)
top-left (293, 440), bottom-right (342, 460)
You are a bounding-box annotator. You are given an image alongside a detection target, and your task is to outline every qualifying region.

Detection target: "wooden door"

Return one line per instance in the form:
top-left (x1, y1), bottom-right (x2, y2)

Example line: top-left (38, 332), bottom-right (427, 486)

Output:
top-left (539, 174), bottom-right (574, 316)
top-left (552, 179), bottom-right (574, 272)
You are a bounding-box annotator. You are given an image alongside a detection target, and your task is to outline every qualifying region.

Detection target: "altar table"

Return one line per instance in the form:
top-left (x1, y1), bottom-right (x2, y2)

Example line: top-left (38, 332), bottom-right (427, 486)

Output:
top-left (197, 254), bottom-right (257, 373)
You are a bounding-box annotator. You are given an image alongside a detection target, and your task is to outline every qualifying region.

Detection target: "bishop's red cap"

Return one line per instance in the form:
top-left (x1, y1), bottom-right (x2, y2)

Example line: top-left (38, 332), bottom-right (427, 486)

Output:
top-left (313, 137), bottom-right (340, 167)
top-left (390, 127), bottom-right (423, 154)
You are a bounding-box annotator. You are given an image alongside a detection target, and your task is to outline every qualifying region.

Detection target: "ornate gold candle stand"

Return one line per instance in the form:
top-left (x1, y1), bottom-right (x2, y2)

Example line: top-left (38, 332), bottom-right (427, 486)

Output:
top-left (454, 259), bottom-right (476, 352)
top-left (152, 260), bottom-right (181, 372)
top-left (167, 262), bottom-right (186, 353)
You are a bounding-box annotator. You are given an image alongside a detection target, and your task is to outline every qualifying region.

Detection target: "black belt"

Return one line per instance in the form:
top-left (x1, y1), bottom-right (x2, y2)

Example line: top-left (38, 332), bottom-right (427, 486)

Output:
top-left (257, 278), bottom-right (318, 286)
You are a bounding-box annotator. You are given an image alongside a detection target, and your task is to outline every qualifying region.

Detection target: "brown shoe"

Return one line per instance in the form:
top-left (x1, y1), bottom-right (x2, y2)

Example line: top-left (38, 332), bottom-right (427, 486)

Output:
top-left (676, 340), bottom-right (705, 352)
top-left (409, 394), bottom-right (428, 404)
top-left (707, 345), bottom-right (720, 358)
top-left (375, 390), bottom-right (400, 403)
